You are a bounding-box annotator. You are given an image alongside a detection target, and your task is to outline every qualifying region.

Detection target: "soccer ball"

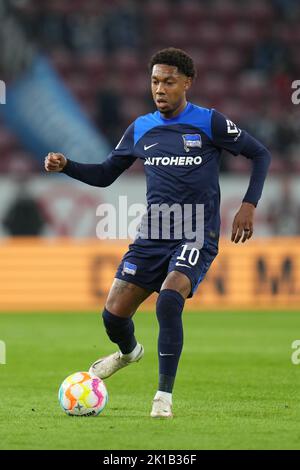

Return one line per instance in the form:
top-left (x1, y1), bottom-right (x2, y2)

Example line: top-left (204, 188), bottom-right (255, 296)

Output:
top-left (58, 371), bottom-right (108, 416)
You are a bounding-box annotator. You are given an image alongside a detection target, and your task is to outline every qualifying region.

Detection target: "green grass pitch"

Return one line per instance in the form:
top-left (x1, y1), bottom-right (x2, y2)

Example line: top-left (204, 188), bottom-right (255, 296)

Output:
top-left (0, 311), bottom-right (300, 450)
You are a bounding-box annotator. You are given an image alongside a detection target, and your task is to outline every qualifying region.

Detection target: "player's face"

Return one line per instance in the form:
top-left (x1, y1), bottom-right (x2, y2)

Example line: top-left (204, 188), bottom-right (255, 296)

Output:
top-left (151, 64), bottom-right (192, 117)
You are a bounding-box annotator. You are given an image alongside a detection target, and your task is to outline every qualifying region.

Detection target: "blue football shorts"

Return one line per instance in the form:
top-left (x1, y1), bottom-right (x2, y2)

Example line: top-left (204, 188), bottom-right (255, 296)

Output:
top-left (115, 238), bottom-right (218, 298)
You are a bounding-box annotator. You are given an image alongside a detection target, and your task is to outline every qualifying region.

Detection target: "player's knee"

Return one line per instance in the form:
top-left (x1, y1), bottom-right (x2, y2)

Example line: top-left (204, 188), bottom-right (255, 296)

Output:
top-left (105, 284), bottom-right (134, 317)
top-left (102, 309), bottom-right (134, 343)
top-left (105, 297), bottom-right (133, 317)
top-left (161, 271), bottom-right (191, 299)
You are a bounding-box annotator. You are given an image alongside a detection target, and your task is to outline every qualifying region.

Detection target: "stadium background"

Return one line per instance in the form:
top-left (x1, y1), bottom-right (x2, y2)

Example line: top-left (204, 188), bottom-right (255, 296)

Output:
top-left (0, 0), bottom-right (299, 311)
top-left (1, 0), bottom-right (300, 452)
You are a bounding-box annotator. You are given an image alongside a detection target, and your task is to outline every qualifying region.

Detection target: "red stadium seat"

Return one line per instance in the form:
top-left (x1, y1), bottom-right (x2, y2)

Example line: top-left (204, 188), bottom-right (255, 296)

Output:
top-left (50, 50), bottom-right (77, 79)
top-left (193, 49), bottom-right (210, 72)
top-left (77, 54), bottom-right (106, 76)
top-left (236, 72), bottom-right (268, 102)
top-left (77, 54), bottom-right (106, 89)
top-left (199, 74), bottom-right (229, 102)
top-left (291, 47), bottom-right (300, 71)
top-left (211, 48), bottom-right (244, 75)
top-left (227, 156), bottom-right (251, 173)
top-left (291, 153), bottom-right (300, 174)
top-left (121, 98), bottom-right (149, 124)
top-left (144, 0), bottom-right (170, 30)
top-left (218, 98), bottom-right (244, 122)
top-left (244, 1), bottom-right (274, 23)
top-left (268, 153), bottom-right (286, 174)
top-left (120, 73), bottom-right (148, 98)
top-left (1, 151), bottom-right (39, 174)
top-left (212, 0), bottom-right (242, 24)
top-left (110, 50), bottom-right (141, 75)
top-left (161, 23), bottom-right (193, 49)
top-left (78, 96), bottom-right (98, 120)
top-left (64, 75), bottom-right (94, 101)
top-left (226, 23), bottom-right (258, 49)
top-left (194, 23), bottom-right (223, 48)
top-left (0, 128), bottom-right (20, 154)
top-left (177, 1), bottom-right (208, 27)
top-left (42, 0), bottom-right (82, 14)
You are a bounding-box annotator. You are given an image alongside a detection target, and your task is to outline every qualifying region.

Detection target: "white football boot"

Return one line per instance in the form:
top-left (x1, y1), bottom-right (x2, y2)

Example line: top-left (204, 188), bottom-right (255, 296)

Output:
top-left (89, 344), bottom-right (144, 379)
top-left (150, 397), bottom-right (173, 418)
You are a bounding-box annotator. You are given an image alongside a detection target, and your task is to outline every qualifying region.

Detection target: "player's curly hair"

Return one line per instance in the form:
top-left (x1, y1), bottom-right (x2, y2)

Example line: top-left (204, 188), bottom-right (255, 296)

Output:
top-left (149, 47), bottom-right (196, 79)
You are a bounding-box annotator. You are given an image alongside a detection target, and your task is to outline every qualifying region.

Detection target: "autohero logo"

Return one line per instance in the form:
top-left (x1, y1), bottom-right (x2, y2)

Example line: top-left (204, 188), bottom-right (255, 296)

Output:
top-left (144, 156), bottom-right (202, 166)
top-left (0, 80), bottom-right (6, 104)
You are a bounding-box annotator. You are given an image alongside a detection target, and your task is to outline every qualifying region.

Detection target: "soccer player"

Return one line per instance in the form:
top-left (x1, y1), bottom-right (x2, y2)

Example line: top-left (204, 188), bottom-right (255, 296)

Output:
top-left (45, 48), bottom-right (271, 418)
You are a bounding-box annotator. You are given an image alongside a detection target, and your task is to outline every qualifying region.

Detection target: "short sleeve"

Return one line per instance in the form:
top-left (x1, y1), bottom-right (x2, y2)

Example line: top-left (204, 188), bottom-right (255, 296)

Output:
top-left (211, 109), bottom-right (247, 156)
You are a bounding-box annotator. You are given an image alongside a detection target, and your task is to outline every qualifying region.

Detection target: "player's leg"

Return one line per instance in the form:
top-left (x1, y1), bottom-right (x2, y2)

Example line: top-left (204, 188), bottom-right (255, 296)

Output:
top-left (151, 242), bottom-right (218, 418)
top-left (89, 279), bottom-right (153, 379)
top-left (105, 278), bottom-right (152, 318)
top-left (150, 271), bottom-right (190, 418)
top-left (103, 278), bottom-right (152, 355)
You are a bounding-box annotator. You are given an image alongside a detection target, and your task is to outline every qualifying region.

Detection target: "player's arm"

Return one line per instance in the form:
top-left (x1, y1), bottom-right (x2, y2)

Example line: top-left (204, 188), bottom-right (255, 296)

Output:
top-left (231, 131), bottom-right (271, 243)
top-left (211, 110), bottom-right (271, 243)
top-left (44, 124), bottom-right (137, 188)
top-left (44, 152), bottom-right (136, 187)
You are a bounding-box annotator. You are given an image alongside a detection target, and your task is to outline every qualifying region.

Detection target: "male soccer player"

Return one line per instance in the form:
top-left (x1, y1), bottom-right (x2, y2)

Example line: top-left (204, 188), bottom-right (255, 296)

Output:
top-left (45, 48), bottom-right (271, 418)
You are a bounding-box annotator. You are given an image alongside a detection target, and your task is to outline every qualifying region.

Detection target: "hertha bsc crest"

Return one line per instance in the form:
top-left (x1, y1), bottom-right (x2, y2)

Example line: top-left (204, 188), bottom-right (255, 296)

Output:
top-left (182, 134), bottom-right (202, 152)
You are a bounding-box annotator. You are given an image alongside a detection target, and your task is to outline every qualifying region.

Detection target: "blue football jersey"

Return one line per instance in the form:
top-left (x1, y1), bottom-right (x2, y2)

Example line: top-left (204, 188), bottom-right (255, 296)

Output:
top-left (64, 101), bottom-right (271, 245)
top-left (106, 102), bottom-right (251, 243)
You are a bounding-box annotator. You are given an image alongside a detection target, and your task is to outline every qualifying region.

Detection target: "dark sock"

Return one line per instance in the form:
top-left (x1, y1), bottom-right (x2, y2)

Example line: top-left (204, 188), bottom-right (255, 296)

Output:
top-left (156, 289), bottom-right (185, 393)
top-left (102, 308), bottom-right (137, 354)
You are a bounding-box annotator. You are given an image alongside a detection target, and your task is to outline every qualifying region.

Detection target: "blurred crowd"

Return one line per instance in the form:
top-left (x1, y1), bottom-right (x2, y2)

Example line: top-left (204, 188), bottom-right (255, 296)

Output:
top-left (1, 0), bottom-right (300, 174)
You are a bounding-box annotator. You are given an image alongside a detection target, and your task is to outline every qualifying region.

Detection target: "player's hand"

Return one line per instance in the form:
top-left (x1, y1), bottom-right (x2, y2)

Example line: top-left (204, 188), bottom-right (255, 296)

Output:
top-left (44, 152), bottom-right (67, 172)
top-left (231, 202), bottom-right (255, 243)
